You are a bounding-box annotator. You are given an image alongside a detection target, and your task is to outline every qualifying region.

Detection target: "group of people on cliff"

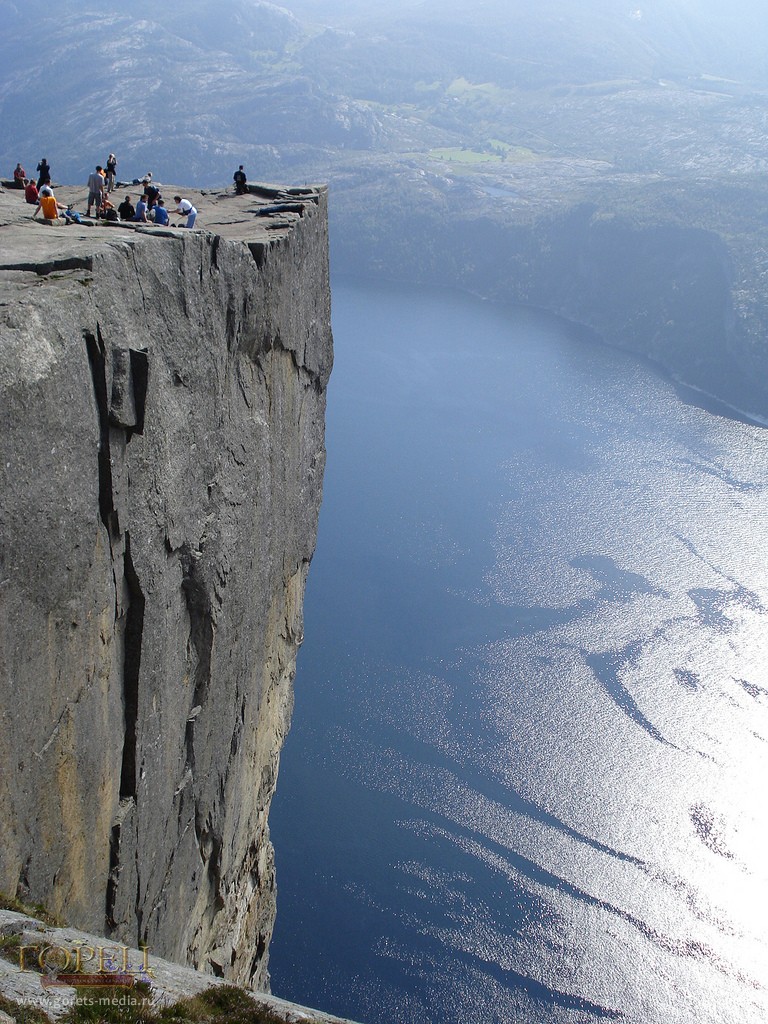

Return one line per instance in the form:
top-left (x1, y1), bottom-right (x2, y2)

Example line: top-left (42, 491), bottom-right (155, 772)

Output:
top-left (81, 165), bottom-right (197, 226)
top-left (14, 157), bottom-right (51, 202)
top-left (14, 157), bottom-right (51, 190)
top-left (81, 166), bottom-right (187, 224)
top-left (13, 155), bottom-right (251, 226)
top-left (14, 153), bottom-right (117, 194)
top-left (19, 160), bottom-right (198, 228)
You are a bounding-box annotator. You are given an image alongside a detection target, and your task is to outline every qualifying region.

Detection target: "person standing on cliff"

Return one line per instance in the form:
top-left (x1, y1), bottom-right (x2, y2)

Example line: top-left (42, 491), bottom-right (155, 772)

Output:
top-left (86, 165), bottom-right (106, 218)
top-left (36, 158), bottom-right (51, 189)
top-left (233, 165), bottom-right (247, 194)
top-left (172, 195), bottom-right (197, 228)
top-left (105, 153), bottom-right (117, 192)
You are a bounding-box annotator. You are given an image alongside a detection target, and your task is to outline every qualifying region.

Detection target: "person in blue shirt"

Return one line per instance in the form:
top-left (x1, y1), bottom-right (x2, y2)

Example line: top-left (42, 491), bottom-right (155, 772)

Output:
top-left (152, 199), bottom-right (169, 226)
top-left (133, 196), bottom-right (148, 222)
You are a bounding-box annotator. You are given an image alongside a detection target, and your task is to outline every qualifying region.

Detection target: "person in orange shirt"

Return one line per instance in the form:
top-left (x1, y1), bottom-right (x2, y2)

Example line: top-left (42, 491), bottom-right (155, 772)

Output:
top-left (33, 187), bottom-right (66, 220)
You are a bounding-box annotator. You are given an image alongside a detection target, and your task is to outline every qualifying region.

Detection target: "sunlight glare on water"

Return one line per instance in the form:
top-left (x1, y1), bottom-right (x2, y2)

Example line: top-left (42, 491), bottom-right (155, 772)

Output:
top-left (269, 281), bottom-right (768, 1024)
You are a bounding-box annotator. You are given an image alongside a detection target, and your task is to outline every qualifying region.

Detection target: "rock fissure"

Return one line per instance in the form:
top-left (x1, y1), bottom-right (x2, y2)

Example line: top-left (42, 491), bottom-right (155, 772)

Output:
top-left (84, 327), bottom-right (118, 540)
top-left (33, 706), bottom-right (69, 760)
top-left (119, 533), bottom-right (144, 803)
top-left (106, 797), bottom-right (134, 932)
top-left (0, 256), bottom-right (94, 276)
top-left (180, 544), bottom-right (215, 779)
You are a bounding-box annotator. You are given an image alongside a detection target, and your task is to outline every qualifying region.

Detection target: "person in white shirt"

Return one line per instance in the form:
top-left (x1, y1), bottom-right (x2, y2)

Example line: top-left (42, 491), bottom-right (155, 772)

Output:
top-left (172, 195), bottom-right (197, 229)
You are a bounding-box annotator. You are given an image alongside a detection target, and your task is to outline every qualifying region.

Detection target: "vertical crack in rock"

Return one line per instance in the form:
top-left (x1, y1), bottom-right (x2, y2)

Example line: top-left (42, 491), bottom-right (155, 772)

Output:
top-left (178, 544), bottom-right (227, 932)
top-left (129, 349), bottom-right (149, 437)
top-left (180, 545), bottom-right (214, 777)
top-left (87, 328), bottom-right (147, 937)
top-left (246, 241), bottom-right (267, 268)
top-left (135, 845), bottom-right (145, 945)
top-left (109, 346), bottom-right (149, 439)
top-left (210, 235), bottom-right (221, 271)
top-left (84, 328), bottom-right (119, 541)
top-left (120, 533), bottom-right (144, 801)
top-left (106, 821), bottom-right (121, 931)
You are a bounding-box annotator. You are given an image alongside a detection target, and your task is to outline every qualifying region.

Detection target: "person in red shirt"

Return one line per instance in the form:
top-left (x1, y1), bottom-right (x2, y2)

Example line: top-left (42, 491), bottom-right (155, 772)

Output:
top-left (24, 180), bottom-right (39, 205)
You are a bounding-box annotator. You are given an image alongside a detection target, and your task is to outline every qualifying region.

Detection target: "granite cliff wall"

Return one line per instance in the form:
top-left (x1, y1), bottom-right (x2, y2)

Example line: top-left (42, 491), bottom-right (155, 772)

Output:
top-left (0, 185), bottom-right (332, 987)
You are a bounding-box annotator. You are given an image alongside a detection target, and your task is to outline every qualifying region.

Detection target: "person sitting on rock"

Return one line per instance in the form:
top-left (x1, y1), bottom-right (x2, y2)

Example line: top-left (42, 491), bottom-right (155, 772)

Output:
top-left (24, 179), bottom-right (39, 205)
top-left (63, 206), bottom-right (85, 225)
top-left (33, 186), bottom-right (66, 221)
top-left (117, 195), bottom-right (135, 221)
top-left (172, 196), bottom-right (197, 228)
top-left (100, 196), bottom-right (118, 221)
top-left (151, 199), bottom-right (169, 226)
top-left (13, 163), bottom-right (26, 186)
top-left (133, 195), bottom-right (149, 222)
top-left (233, 165), bottom-right (247, 194)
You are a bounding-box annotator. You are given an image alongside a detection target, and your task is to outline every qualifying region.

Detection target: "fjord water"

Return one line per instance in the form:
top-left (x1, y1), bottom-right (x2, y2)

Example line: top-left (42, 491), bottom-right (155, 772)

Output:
top-left (269, 281), bottom-right (768, 1024)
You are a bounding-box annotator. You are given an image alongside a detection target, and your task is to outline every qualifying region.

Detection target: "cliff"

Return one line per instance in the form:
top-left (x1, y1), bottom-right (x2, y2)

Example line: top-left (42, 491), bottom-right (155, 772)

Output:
top-left (0, 183), bottom-right (333, 988)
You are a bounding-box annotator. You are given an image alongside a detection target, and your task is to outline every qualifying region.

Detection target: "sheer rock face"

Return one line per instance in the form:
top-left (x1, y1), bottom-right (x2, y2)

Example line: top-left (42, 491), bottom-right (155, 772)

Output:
top-left (0, 185), bottom-right (332, 988)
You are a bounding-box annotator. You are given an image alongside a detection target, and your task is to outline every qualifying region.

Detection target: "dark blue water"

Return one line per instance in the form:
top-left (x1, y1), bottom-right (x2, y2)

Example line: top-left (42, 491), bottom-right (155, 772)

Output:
top-left (269, 281), bottom-right (768, 1024)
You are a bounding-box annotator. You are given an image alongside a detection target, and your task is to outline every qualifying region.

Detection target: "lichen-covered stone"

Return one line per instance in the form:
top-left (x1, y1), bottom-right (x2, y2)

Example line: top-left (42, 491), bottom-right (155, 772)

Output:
top-left (0, 184), bottom-right (333, 988)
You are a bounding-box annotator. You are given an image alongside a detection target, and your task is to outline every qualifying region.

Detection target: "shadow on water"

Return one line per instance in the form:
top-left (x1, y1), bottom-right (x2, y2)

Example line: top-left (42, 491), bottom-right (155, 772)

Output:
top-left (584, 647), bottom-right (675, 748)
top-left (570, 554), bottom-right (663, 601)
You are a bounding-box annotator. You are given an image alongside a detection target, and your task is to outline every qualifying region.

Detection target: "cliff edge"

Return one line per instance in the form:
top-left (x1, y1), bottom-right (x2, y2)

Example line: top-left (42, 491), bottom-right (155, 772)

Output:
top-left (0, 183), bottom-right (333, 988)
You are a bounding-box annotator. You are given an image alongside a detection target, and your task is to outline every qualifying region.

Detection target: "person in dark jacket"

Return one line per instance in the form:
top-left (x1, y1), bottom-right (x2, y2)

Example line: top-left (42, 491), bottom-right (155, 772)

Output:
top-left (144, 182), bottom-right (160, 210)
top-left (117, 195), bottom-right (135, 221)
top-left (233, 165), bottom-right (247, 194)
top-left (36, 158), bottom-right (51, 189)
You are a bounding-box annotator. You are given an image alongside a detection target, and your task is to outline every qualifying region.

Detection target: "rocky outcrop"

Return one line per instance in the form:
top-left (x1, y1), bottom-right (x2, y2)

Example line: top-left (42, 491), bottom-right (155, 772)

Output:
top-left (0, 910), bottom-right (361, 1023)
top-left (0, 184), bottom-right (332, 988)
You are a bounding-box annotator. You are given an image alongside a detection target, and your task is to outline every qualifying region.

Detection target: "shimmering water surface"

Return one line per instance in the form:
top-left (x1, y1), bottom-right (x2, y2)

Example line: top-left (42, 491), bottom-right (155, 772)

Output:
top-left (269, 281), bottom-right (768, 1024)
